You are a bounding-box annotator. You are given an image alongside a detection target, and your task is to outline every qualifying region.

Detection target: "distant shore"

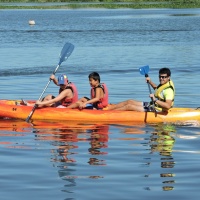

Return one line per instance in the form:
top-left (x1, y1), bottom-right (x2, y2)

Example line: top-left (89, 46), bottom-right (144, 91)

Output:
top-left (0, 1), bottom-right (200, 9)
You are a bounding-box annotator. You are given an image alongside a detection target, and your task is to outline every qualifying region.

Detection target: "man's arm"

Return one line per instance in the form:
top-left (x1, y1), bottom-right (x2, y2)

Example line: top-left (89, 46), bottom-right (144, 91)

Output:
top-left (146, 77), bottom-right (157, 90)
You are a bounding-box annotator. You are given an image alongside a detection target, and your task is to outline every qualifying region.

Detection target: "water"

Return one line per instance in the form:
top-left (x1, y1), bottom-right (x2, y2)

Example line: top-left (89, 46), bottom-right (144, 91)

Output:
top-left (0, 8), bottom-right (200, 200)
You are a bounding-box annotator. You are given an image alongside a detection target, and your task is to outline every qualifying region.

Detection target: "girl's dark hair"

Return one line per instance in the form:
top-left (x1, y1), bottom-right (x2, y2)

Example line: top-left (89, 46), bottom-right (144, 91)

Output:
top-left (159, 68), bottom-right (171, 76)
top-left (88, 72), bottom-right (100, 82)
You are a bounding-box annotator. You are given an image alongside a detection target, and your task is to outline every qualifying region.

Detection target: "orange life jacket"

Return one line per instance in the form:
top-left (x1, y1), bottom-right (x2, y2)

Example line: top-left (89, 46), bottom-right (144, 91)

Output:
top-left (59, 82), bottom-right (78, 107)
top-left (91, 83), bottom-right (108, 109)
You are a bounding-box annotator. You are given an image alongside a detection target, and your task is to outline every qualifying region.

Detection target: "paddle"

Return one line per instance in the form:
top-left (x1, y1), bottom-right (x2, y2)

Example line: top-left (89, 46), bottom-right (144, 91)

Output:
top-left (26, 42), bottom-right (74, 122)
top-left (139, 65), bottom-right (155, 105)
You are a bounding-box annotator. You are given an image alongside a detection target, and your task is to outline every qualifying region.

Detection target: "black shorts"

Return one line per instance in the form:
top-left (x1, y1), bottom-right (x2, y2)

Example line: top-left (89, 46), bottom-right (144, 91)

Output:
top-left (143, 102), bottom-right (154, 112)
top-left (83, 97), bottom-right (101, 110)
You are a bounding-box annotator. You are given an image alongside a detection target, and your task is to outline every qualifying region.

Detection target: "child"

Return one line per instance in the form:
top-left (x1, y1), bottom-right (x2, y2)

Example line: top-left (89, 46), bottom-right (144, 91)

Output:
top-left (67, 72), bottom-right (108, 110)
top-left (35, 74), bottom-right (78, 108)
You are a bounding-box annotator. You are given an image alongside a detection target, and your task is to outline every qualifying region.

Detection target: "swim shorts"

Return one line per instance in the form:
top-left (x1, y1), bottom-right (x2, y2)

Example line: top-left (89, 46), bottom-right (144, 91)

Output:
top-left (143, 102), bottom-right (155, 112)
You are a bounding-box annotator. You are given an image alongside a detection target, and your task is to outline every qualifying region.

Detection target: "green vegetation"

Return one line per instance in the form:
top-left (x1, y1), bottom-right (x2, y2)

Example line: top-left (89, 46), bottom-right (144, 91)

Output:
top-left (0, 0), bottom-right (200, 9)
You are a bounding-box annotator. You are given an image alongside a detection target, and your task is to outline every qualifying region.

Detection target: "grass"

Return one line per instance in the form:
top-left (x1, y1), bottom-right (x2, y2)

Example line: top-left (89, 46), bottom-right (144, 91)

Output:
top-left (0, 0), bottom-right (200, 9)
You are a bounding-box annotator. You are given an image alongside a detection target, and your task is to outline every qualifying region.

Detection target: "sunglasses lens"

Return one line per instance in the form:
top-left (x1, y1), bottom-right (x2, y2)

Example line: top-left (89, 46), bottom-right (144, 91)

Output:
top-left (159, 76), bottom-right (168, 79)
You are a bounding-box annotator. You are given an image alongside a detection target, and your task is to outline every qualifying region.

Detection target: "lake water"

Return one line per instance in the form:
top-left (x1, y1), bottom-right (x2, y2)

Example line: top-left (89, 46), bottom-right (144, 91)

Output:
top-left (0, 8), bottom-right (200, 200)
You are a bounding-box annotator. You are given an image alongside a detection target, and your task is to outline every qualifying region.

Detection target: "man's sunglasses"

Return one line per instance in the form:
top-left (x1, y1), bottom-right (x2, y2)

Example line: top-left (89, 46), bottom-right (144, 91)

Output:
top-left (159, 76), bottom-right (168, 79)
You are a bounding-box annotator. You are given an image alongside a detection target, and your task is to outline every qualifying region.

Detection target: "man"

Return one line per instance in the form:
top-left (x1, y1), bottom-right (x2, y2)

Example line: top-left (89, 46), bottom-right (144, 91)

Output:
top-left (105, 68), bottom-right (175, 112)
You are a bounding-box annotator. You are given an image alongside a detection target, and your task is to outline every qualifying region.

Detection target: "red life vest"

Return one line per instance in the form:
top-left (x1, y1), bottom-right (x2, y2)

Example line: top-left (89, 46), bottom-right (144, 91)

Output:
top-left (90, 83), bottom-right (108, 109)
top-left (59, 82), bottom-right (78, 107)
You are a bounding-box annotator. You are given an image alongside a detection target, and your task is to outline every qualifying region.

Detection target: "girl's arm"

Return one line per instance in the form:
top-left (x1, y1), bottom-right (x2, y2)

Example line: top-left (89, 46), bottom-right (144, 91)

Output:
top-left (36, 90), bottom-right (71, 106)
top-left (50, 74), bottom-right (59, 86)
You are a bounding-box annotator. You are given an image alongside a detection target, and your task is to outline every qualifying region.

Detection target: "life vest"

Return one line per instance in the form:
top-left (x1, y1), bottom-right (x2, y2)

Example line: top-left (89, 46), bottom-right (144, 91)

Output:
top-left (91, 83), bottom-right (108, 109)
top-left (154, 80), bottom-right (175, 111)
top-left (59, 82), bottom-right (78, 107)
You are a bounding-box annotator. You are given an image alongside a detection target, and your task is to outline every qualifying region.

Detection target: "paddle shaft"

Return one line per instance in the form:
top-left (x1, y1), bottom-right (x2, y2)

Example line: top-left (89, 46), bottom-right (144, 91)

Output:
top-left (145, 74), bottom-right (155, 104)
top-left (38, 64), bottom-right (60, 101)
top-left (139, 65), bottom-right (156, 110)
top-left (25, 64), bottom-right (60, 122)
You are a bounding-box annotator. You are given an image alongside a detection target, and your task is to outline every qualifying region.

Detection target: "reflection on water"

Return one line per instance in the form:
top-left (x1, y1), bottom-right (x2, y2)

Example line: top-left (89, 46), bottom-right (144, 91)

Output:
top-left (32, 122), bottom-right (109, 184)
top-left (118, 123), bottom-right (177, 192)
top-left (148, 124), bottom-right (176, 191)
top-left (0, 119), bottom-right (200, 198)
top-left (87, 125), bottom-right (108, 166)
top-left (150, 124), bottom-right (176, 156)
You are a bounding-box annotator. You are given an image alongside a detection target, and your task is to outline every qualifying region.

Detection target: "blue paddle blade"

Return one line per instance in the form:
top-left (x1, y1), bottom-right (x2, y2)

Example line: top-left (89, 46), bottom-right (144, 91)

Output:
top-left (139, 65), bottom-right (149, 76)
top-left (59, 42), bottom-right (75, 65)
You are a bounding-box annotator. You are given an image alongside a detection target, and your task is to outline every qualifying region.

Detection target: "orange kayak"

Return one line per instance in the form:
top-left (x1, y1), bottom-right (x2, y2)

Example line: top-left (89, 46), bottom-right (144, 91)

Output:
top-left (0, 100), bottom-right (200, 124)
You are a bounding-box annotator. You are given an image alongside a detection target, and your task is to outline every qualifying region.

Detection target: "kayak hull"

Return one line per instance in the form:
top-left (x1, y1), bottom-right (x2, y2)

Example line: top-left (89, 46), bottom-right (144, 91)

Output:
top-left (0, 100), bottom-right (200, 124)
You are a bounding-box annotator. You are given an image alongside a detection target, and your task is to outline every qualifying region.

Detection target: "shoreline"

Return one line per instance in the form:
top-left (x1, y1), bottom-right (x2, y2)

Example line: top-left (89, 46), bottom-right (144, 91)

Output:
top-left (0, 2), bottom-right (200, 9)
